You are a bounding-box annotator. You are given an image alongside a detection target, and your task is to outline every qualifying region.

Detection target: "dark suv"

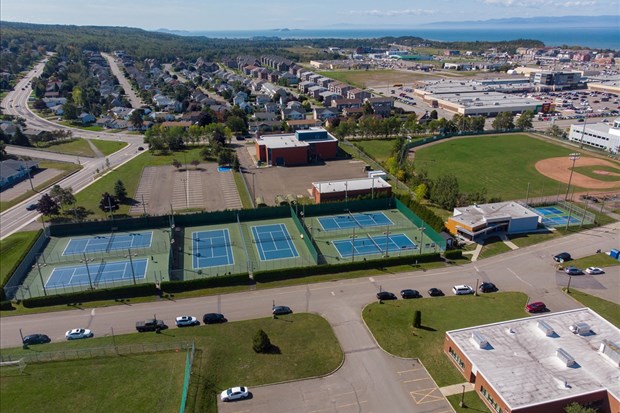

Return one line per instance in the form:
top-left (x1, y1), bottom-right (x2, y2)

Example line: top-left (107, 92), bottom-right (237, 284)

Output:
top-left (23, 334), bottom-right (51, 345)
top-left (202, 313), bottom-right (227, 324)
top-left (376, 291), bottom-right (397, 300)
top-left (553, 252), bottom-right (571, 262)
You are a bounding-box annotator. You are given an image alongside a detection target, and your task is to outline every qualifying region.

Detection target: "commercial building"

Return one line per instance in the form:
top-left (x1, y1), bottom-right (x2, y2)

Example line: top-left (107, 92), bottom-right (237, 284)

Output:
top-left (568, 118), bottom-right (620, 154)
top-left (530, 71), bottom-right (582, 88)
top-left (0, 159), bottom-right (38, 191)
top-left (446, 202), bottom-right (540, 241)
top-left (445, 308), bottom-right (620, 413)
top-left (255, 128), bottom-right (338, 166)
top-left (311, 177), bottom-right (391, 203)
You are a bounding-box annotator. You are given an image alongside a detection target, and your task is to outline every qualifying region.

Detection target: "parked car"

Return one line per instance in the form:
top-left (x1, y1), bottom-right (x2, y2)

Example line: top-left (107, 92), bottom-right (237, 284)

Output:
top-left (272, 305), bottom-right (292, 315)
top-left (65, 328), bottom-right (93, 340)
top-left (553, 252), bottom-right (571, 262)
top-left (376, 291), bottom-right (397, 300)
top-left (26, 203), bottom-right (38, 211)
top-left (202, 313), bottom-right (227, 324)
top-left (585, 267), bottom-right (604, 275)
top-left (220, 386), bottom-right (249, 402)
top-left (452, 285), bottom-right (474, 295)
top-left (526, 302), bottom-right (547, 313)
top-left (22, 334), bottom-right (50, 345)
top-left (428, 288), bottom-right (444, 297)
top-left (479, 282), bottom-right (498, 293)
top-left (564, 266), bottom-right (583, 275)
top-left (175, 316), bottom-right (199, 327)
top-left (136, 319), bottom-right (167, 332)
top-left (400, 289), bottom-right (422, 299)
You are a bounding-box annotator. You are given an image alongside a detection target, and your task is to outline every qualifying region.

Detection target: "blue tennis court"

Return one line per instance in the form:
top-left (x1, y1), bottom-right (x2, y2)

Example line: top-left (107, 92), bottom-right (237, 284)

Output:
top-left (318, 211), bottom-right (394, 231)
top-left (533, 206), bottom-right (580, 227)
top-left (63, 231), bottom-right (153, 256)
top-left (251, 223), bottom-right (299, 261)
top-left (192, 229), bottom-right (234, 269)
top-left (46, 259), bottom-right (148, 289)
top-left (332, 233), bottom-right (417, 258)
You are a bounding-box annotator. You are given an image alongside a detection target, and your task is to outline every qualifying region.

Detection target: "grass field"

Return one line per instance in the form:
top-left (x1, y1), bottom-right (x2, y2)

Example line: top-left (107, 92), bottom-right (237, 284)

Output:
top-left (363, 292), bottom-right (529, 386)
top-left (0, 353), bottom-right (186, 413)
top-left (0, 314), bottom-right (342, 413)
top-left (0, 161), bottom-right (82, 212)
top-left (565, 289), bottom-right (620, 328)
top-left (448, 392), bottom-right (490, 413)
top-left (0, 231), bottom-right (40, 287)
top-left (90, 140), bottom-right (128, 157)
top-left (414, 134), bottom-right (590, 200)
top-left (573, 164), bottom-right (620, 182)
top-left (568, 253), bottom-right (620, 272)
top-left (353, 139), bottom-right (396, 163)
top-left (34, 138), bottom-right (96, 157)
top-left (316, 69), bottom-right (435, 89)
top-left (74, 148), bottom-right (205, 219)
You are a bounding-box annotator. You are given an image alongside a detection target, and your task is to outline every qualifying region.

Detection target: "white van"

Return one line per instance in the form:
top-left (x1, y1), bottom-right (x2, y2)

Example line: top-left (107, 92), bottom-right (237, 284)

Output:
top-left (452, 285), bottom-right (474, 295)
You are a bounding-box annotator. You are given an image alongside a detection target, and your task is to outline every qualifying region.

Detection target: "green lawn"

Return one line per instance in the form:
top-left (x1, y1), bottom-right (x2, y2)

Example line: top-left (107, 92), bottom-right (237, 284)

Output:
top-left (1, 313), bottom-right (342, 413)
top-left (0, 161), bottom-right (82, 212)
top-left (0, 231), bottom-right (40, 288)
top-left (233, 170), bottom-right (253, 208)
top-left (90, 140), bottom-right (128, 157)
top-left (74, 148), bottom-right (205, 219)
top-left (362, 292), bottom-right (529, 386)
top-left (354, 139), bottom-right (396, 163)
top-left (573, 164), bottom-right (620, 182)
top-left (316, 69), bottom-right (434, 89)
top-left (0, 353), bottom-right (185, 413)
top-left (568, 253), bottom-right (620, 272)
top-left (448, 392), bottom-right (490, 413)
top-left (565, 289), bottom-right (620, 328)
top-left (414, 134), bottom-right (592, 200)
top-left (508, 230), bottom-right (561, 248)
top-left (477, 236), bottom-right (512, 260)
top-left (34, 138), bottom-right (96, 157)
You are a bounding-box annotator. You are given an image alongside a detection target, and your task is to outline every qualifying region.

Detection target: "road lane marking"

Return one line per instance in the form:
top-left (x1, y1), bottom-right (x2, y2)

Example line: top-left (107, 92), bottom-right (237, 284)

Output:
top-left (507, 267), bottom-right (534, 287)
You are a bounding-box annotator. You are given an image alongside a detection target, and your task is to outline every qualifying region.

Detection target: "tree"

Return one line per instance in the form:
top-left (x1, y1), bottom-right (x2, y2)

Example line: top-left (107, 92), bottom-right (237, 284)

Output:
top-left (413, 310), bottom-right (422, 328)
top-left (62, 102), bottom-right (78, 120)
top-left (49, 185), bottom-right (75, 211)
top-left (430, 175), bottom-right (460, 210)
top-left (515, 110), bottom-right (534, 130)
top-left (114, 180), bottom-right (128, 202)
top-left (36, 193), bottom-right (59, 217)
top-left (492, 112), bottom-right (515, 131)
top-left (547, 124), bottom-right (564, 139)
top-left (252, 329), bottom-right (272, 353)
top-left (99, 192), bottom-right (119, 215)
top-left (129, 108), bottom-right (144, 129)
top-left (564, 402), bottom-right (598, 413)
top-left (414, 183), bottom-right (428, 200)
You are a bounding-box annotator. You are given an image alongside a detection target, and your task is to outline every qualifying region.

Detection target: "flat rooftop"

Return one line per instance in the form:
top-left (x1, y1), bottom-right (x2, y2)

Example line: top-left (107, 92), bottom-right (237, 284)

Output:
top-left (447, 308), bottom-right (620, 410)
top-left (257, 134), bottom-right (308, 149)
top-left (433, 91), bottom-right (541, 109)
top-left (451, 201), bottom-right (539, 228)
top-left (312, 177), bottom-right (390, 193)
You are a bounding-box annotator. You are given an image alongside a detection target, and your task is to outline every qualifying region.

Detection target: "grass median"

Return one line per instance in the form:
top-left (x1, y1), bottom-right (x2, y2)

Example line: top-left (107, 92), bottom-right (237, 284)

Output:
top-left (1, 313), bottom-right (343, 413)
top-left (362, 292), bottom-right (529, 387)
top-left (565, 289), bottom-right (620, 328)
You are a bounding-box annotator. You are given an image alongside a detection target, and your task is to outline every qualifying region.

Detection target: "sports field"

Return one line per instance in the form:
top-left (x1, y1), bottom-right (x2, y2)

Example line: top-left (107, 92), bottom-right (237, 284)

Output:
top-left (413, 134), bottom-right (616, 200)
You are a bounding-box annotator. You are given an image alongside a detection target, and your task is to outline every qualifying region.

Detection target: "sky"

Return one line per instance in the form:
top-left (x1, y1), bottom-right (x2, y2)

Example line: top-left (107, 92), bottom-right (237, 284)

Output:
top-left (1, 0), bottom-right (618, 31)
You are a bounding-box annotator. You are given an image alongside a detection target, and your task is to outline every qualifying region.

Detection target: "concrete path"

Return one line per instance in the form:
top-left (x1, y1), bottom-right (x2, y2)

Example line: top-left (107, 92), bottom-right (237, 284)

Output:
top-left (499, 233), bottom-right (519, 250)
top-left (439, 382), bottom-right (475, 397)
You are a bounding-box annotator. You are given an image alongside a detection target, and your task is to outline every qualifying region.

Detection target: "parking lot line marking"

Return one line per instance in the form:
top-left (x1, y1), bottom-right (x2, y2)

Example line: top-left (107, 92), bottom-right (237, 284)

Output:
top-left (410, 388), bottom-right (444, 404)
top-left (333, 391), bottom-right (356, 397)
top-left (331, 291), bottom-right (336, 296)
top-left (309, 408), bottom-right (331, 413)
top-left (368, 277), bottom-right (375, 283)
top-left (397, 368), bottom-right (423, 374)
top-left (403, 377), bottom-right (431, 383)
top-left (338, 400), bottom-right (367, 408)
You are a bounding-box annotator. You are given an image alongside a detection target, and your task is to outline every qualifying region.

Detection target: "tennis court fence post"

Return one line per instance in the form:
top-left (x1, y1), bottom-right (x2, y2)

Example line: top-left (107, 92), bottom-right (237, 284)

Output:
top-left (127, 248), bottom-right (137, 285)
top-left (83, 252), bottom-right (94, 290)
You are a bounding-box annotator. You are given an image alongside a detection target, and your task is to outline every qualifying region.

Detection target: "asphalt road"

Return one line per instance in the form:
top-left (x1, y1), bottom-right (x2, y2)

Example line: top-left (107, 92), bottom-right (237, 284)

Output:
top-left (101, 52), bottom-right (145, 109)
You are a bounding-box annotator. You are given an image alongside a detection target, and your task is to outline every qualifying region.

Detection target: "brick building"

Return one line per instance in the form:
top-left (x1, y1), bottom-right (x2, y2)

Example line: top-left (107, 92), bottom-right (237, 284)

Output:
top-left (255, 128), bottom-right (338, 166)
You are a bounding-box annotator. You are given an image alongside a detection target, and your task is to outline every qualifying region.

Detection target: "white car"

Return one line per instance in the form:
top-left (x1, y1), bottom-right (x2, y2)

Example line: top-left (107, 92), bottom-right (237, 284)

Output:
top-left (175, 316), bottom-right (199, 327)
top-left (220, 386), bottom-right (249, 402)
top-left (585, 267), bottom-right (604, 275)
top-left (452, 285), bottom-right (474, 295)
top-left (65, 328), bottom-right (93, 340)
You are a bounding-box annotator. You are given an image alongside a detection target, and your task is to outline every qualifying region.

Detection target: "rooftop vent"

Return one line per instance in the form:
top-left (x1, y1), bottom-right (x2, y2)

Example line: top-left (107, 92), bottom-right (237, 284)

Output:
top-left (599, 340), bottom-right (620, 367)
top-left (538, 320), bottom-right (555, 336)
top-left (471, 331), bottom-right (489, 349)
top-left (569, 322), bottom-right (591, 335)
top-left (556, 348), bottom-right (576, 367)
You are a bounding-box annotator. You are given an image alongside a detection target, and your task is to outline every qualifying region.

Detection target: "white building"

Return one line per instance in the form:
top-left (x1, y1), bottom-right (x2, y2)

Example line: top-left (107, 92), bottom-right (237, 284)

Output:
top-left (568, 118), bottom-right (620, 154)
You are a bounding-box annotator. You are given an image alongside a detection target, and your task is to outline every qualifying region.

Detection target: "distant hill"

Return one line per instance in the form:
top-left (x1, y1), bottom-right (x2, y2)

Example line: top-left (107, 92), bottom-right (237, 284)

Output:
top-left (421, 15), bottom-right (619, 28)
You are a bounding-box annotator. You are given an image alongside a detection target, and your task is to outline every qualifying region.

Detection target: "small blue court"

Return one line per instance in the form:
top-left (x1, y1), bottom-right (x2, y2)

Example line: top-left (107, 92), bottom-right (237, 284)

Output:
top-left (533, 206), bottom-right (580, 227)
top-left (46, 259), bottom-right (148, 289)
top-left (318, 211), bottom-right (394, 231)
top-left (332, 233), bottom-right (417, 258)
top-left (251, 223), bottom-right (299, 261)
top-left (63, 231), bottom-right (153, 256)
top-left (192, 229), bottom-right (234, 269)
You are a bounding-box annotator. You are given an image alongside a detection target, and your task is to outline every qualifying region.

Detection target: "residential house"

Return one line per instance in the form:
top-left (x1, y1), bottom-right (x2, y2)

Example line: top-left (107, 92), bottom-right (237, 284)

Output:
top-left (332, 99), bottom-right (363, 111)
top-left (253, 112), bottom-right (278, 122)
top-left (319, 91), bottom-right (340, 107)
top-left (281, 108), bottom-right (306, 120)
top-left (264, 102), bottom-right (279, 113)
top-left (279, 72), bottom-right (298, 85)
top-left (298, 81), bottom-right (316, 94)
top-left (0, 122), bottom-right (18, 136)
top-left (347, 88), bottom-right (372, 101)
top-left (255, 94), bottom-right (271, 106)
top-left (78, 113), bottom-right (96, 124)
top-left (287, 119), bottom-right (322, 131)
top-left (261, 83), bottom-right (287, 100)
top-left (313, 107), bottom-right (339, 121)
top-left (365, 97), bottom-right (394, 117)
top-left (343, 107), bottom-right (365, 118)
top-left (308, 86), bottom-right (328, 99)
top-left (42, 97), bottom-right (67, 108)
top-left (317, 77), bottom-right (334, 88)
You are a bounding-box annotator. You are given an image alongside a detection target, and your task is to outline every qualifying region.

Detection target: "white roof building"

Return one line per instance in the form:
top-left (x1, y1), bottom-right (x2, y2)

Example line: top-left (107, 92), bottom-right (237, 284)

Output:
top-left (568, 118), bottom-right (620, 154)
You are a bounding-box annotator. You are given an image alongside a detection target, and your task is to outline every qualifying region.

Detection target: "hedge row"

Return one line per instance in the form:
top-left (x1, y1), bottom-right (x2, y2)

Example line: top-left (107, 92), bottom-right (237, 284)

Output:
top-left (0, 229), bottom-right (42, 301)
top-left (0, 300), bottom-right (14, 311)
top-left (396, 194), bottom-right (445, 233)
top-left (253, 253), bottom-right (441, 283)
top-left (444, 250), bottom-right (463, 260)
top-left (162, 273), bottom-right (250, 293)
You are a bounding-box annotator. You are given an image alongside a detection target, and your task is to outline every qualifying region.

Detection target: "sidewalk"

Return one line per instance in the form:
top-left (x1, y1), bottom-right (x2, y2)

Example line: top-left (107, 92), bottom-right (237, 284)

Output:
top-left (439, 382), bottom-right (475, 396)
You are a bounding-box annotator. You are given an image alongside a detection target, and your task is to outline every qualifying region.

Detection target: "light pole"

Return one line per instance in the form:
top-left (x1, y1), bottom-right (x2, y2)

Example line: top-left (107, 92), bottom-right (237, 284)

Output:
top-left (564, 153), bottom-right (580, 201)
top-left (418, 227), bottom-right (426, 255)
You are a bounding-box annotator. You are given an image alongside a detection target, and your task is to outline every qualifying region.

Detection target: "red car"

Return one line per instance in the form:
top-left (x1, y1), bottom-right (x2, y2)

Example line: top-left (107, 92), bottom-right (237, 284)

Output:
top-left (526, 302), bottom-right (547, 313)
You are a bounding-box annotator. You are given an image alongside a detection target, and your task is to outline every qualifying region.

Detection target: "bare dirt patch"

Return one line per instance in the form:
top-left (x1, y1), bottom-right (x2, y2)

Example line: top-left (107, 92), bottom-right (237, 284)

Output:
top-left (593, 169), bottom-right (620, 177)
top-left (535, 157), bottom-right (620, 190)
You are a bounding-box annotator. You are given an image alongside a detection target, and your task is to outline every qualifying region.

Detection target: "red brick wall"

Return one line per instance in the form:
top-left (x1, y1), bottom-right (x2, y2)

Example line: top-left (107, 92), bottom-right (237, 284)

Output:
top-left (312, 141), bottom-right (338, 160)
top-left (255, 141), bottom-right (266, 162)
top-left (269, 146), bottom-right (308, 166)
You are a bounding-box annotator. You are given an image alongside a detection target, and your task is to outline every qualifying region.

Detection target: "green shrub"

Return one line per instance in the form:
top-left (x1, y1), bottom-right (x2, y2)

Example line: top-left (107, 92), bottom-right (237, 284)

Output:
top-left (252, 329), bottom-right (272, 353)
top-left (0, 300), bottom-right (15, 311)
top-left (444, 250), bottom-right (463, 260)
top-left (22, 283), bottom-right (157, 308)
top-left (161, 273), bottom-right (250, 292)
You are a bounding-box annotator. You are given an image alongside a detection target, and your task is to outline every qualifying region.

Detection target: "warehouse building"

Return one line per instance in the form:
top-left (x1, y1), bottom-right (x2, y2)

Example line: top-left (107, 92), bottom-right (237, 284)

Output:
top-left (255, 128), bottom-right (338, 166)
top-left (445, 308), bottom-right (620, 413)
top-left (568, 118), bottom-right (620, 154)
top-left (311, 177), bottom-right (391, 203)
top-left (446, 202), bottom-right (540, 242)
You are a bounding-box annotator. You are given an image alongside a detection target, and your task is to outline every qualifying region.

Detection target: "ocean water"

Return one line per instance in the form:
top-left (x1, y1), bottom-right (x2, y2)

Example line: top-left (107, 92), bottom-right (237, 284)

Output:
top-left (183, 27), bottom-right (619, 50)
